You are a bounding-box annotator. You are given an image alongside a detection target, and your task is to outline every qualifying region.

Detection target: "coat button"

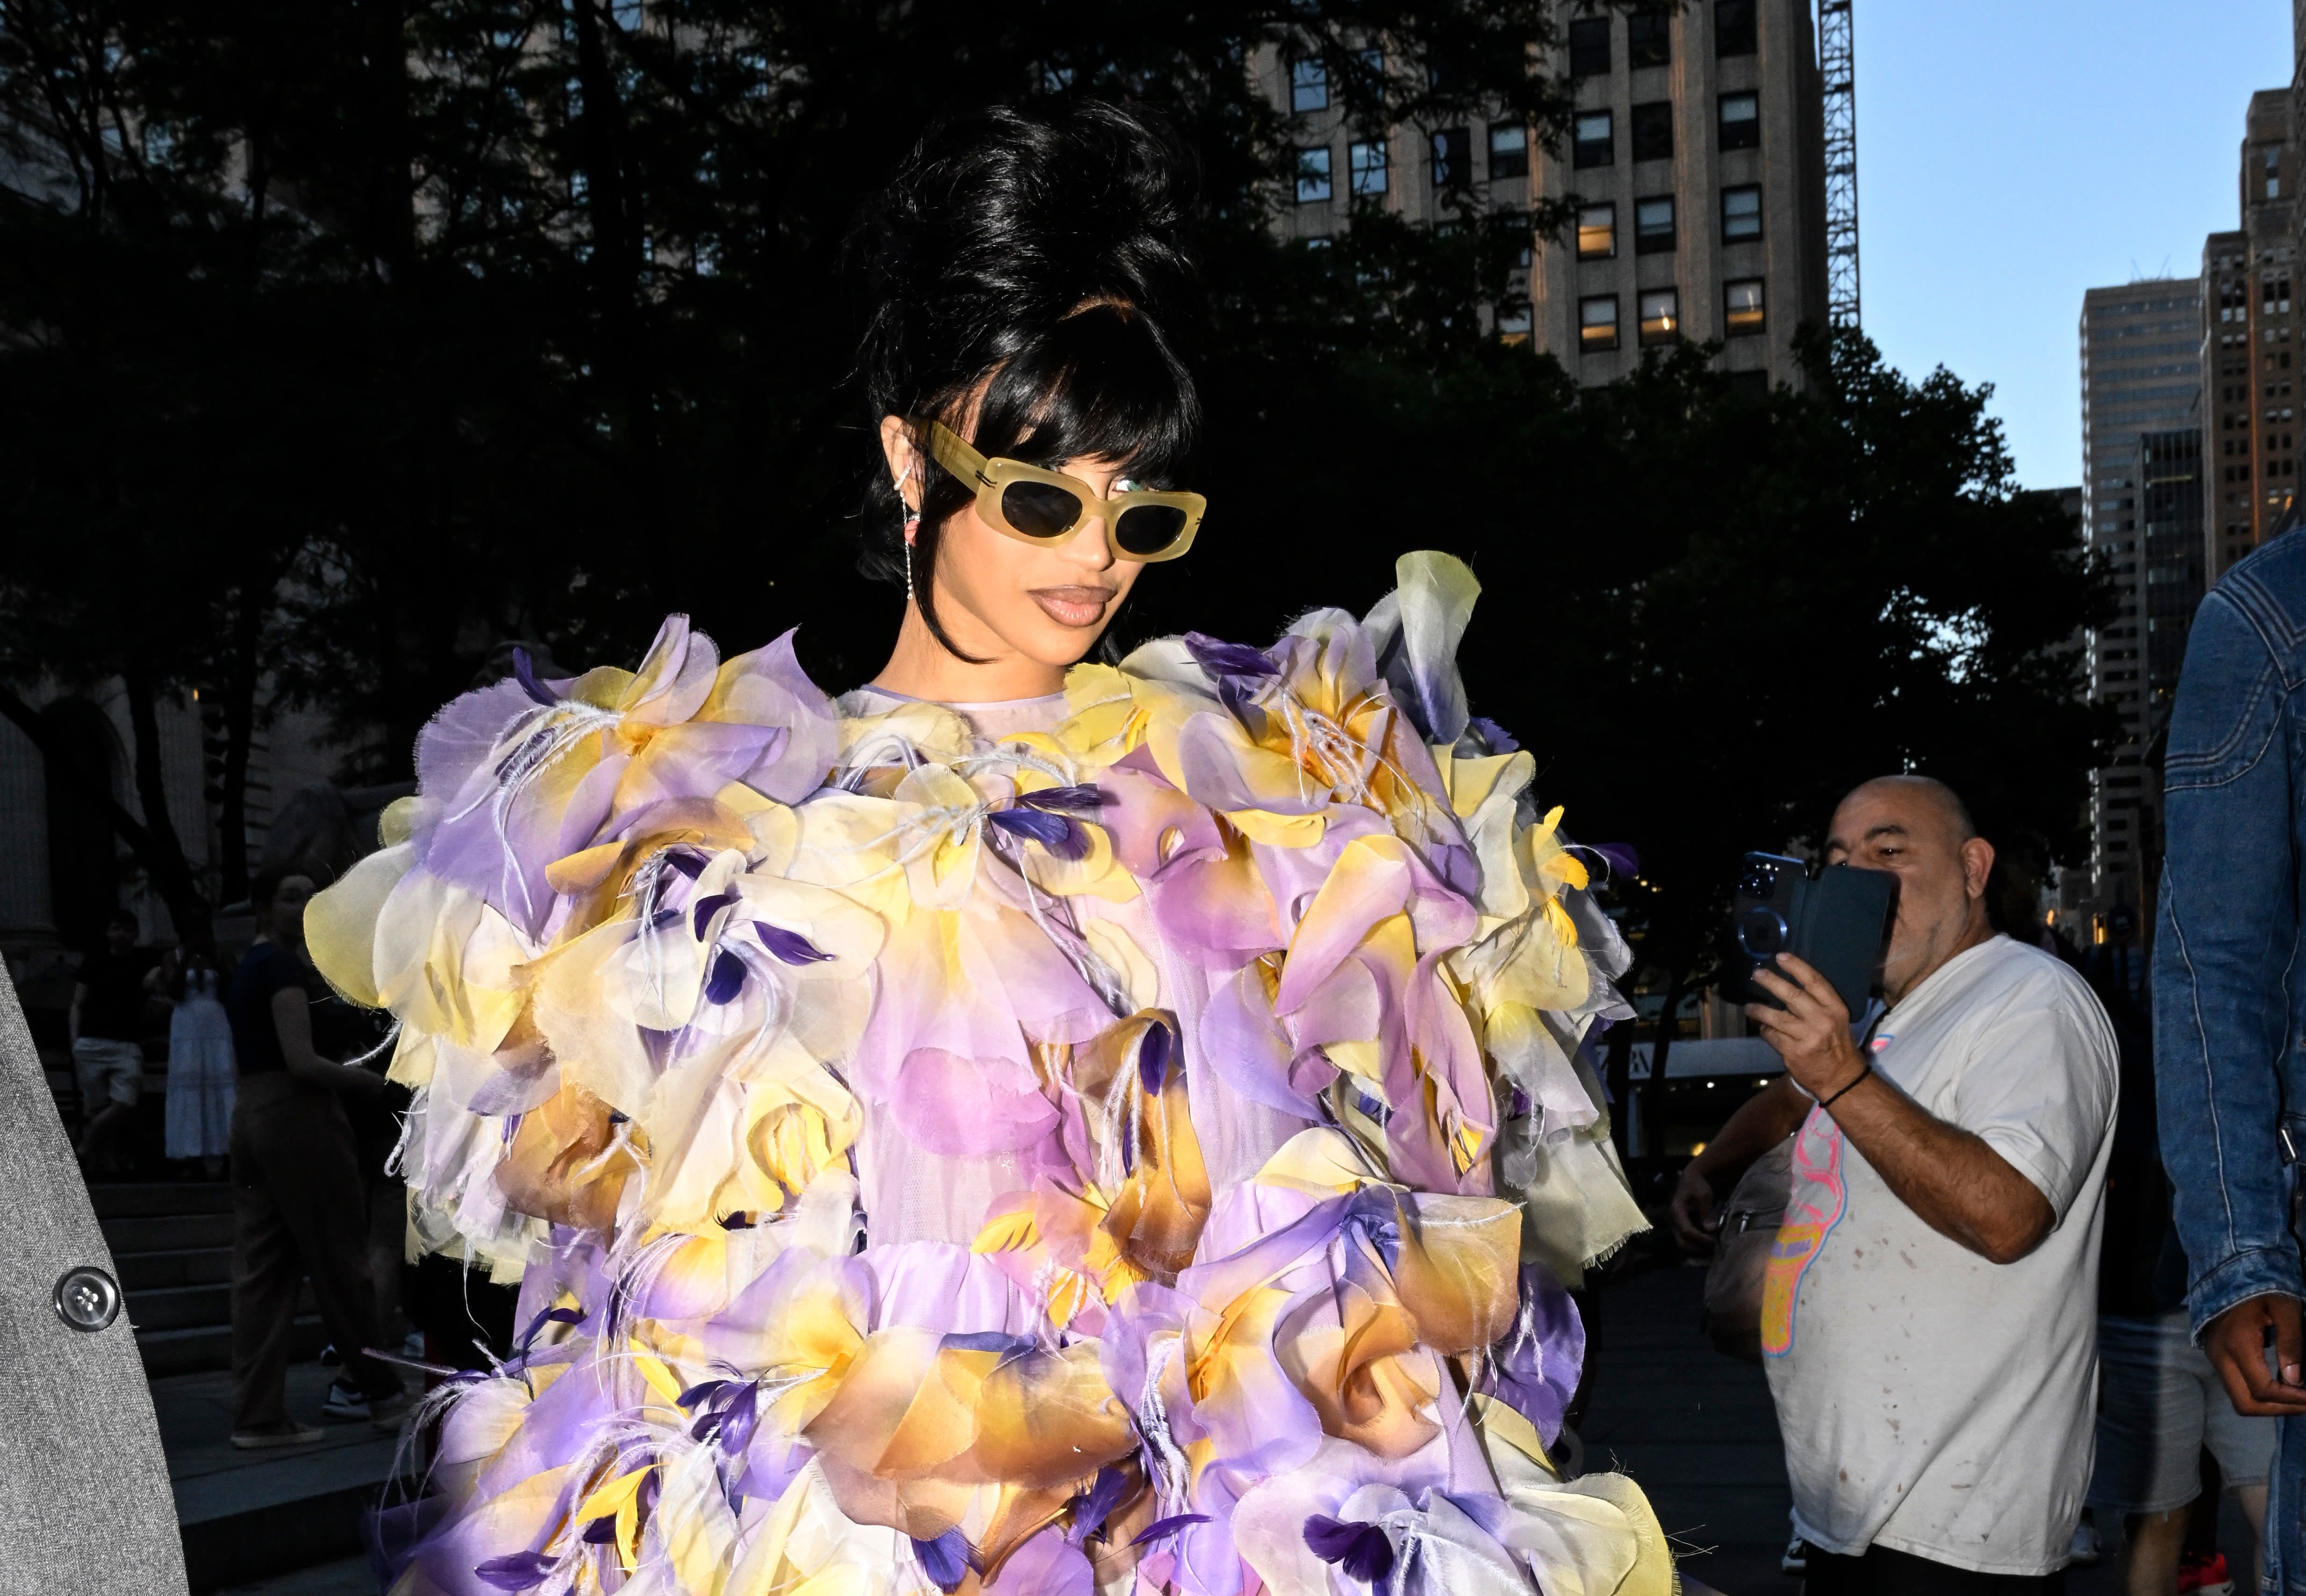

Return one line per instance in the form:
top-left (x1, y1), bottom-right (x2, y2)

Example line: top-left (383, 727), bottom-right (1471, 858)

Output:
top-left (54, 1266), bottom-right (121, 1332)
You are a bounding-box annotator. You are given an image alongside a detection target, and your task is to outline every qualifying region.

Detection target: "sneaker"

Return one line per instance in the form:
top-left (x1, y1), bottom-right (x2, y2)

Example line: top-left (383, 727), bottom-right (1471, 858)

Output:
top-left (2178, 1552), bottom-right (2234, 1596)
top-left (320, 1378), bottom-right (372, 1421)
top-left (1780, 1532), bottom-right (1807, 1576)
top-left (318, 1341), bottom-right (342, 1367)
top-left (230, 1420), bottom-right (324, 1450)
top-left (2068, 1509), bottom-right (2102, 1568)
top-left (369, 1389), bottom-right (416, 1432)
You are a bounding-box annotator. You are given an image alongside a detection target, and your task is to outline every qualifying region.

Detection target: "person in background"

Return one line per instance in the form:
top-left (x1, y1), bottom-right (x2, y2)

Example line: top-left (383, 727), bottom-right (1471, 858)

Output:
top-left (1671, 775), bottom-right (2120, 1594)
top-left (69, 908), bottom-right (158, 1175)
top-left (2081, 946), bottom-right (2270, 1595)
top-left (223, 866), bottom-right (407, 1448)
top-left (161, 947), bottom-right (235, 1180)
top-left (2154, 530), bottom-right (2306, 1596)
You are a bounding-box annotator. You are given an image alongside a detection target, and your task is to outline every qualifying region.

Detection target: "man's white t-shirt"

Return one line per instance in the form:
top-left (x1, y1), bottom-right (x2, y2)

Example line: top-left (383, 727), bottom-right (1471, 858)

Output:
top-left (1761, 935), bottom-right (2119, 1576)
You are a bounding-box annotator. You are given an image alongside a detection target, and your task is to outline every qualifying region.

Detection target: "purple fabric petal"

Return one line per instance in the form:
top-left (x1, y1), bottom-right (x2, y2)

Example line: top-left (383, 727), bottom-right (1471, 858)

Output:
top-left (1303, 1515), bottom-right (1396, 1583)
top-left (663, 848), bottom-right (707, 880)
top-left (1130, 1513), bottom-right (1212, 1548)
top-left (1183, 632), bottom-right (1280, 679)
top-left (1066, 1465), bottom-right (1131, 1546)
top-left (752, 922), bottom-right (833, 965)
top-left (1465, 714), bottom-right (1519, 754)
top-left (986, 806), bottom-right (1089, 860)
top-left (703, 948), bottom-right (747, 1006)
top-left (1137, 1020), bottom-right (1174, 1098)
top-left (912, 1530), bottom-right (972, 1592)
top-left (1580, 842), bottom-right (1639, 883)
top-left (690, 892), bottom-right (735, 938)
top-left (473, 1551), bottom-right (557, 1590)
top-left (942, 1330), bottom-right (1036, 1356)
top-left (1479, 1262), bottom-right (1587, 1446)
top-left (511, 646), bottom-right (558, 706)
top-left (1018, 784), bottom-right (1106, 812)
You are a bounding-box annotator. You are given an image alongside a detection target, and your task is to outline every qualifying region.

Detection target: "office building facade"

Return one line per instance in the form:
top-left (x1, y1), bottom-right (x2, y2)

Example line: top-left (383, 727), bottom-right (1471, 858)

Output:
top-left (2202, 89), bottom-right (2298, 582)
top-left (1261, 0), bottom-right (1828, 387)
top-left (2078, 283), bottom-right (2204, 924)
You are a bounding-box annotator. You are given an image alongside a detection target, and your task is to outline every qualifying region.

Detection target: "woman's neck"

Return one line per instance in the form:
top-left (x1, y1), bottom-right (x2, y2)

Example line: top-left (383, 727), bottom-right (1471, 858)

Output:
top-left (869, 597), bottom-right (1068, 704)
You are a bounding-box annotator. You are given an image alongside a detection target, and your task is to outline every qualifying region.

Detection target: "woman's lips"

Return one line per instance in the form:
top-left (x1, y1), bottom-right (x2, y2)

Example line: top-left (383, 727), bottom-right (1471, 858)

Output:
top-left (1030, 586), bottom-right (1116, 628)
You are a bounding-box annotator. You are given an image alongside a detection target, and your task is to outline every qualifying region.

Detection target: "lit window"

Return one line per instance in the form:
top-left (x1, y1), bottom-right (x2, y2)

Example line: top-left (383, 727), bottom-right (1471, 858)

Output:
top-left (1635, 195), bottom-right (1676, 254)
top-left (1496, 301), bottom-right (1533, 340)
top-left (1349, 139), bottom-right (1388, 195)
top-left (1295, 146), bottom-right (1333, 203)
top-left (1717, 0), bottom-right (1757, 56)
top-left (1432, 127), bottom-right (1471, 190)
top-left (1291, 57), bottom-right (1329, 114)
top-left (1639, 288), bottom-right (1680, 344)
top-left (1572, 112), bottom-right (1612, 169)
top-left (1577, 203), bottom-right (1616, 259)
top-left (1627, 13), bottom-right (1670, 68)
top-left (1489, 122), bottom-right (1530, 179)
top-left (1725, 277), bottom-right (1766, 336)
top-left (1580, 294), bottom-right (1621, 352)
top-left (1722, 184), bottom-right (1762, 241)
top-left (1568, 16), bottom-right (1611, 77)
top-left (1719, 92), bottom-right (1759, 151)
top-left (1631, 101), bottom-right (1674, 162)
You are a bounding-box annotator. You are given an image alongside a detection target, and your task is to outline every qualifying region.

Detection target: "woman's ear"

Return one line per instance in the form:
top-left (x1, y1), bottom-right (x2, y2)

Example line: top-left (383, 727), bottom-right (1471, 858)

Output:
top-left (879, 415), bottom-right (920, 513)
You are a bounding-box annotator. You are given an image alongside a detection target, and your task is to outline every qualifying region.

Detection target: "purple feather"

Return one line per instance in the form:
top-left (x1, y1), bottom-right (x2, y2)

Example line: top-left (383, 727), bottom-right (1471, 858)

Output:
top-left (718, 1210), bottom-right (756, 1230)
top-left (690, 891), bottom-right (735, 938)
top-left (911, 1530), bottom-right (972, 1592)
top-left (473, 1551), bottom-right (556, 1590)
top-left (1582, 842), bottom-right (1639, 882)
top-left (703, 948), bottom-right (747, 1005)
top-left (986, 805), bottom-right (1090, 860)
top-left (1130, 1513), bottom-right (1212, 1548)
top-left (510, 647), bottom-right (558, 707)
top-left (676, 1378), bottom-right (729, 1409)
top-left (1067, 1465), bottom-right (1131, 1545)
top-left (1183, 632), bottom-right (1280, 678)
top-left (1018, 783), bottom-right (1106, 812)
top-left (752, 922), bottom-right (833, 965)
top-left (688, 1408), bottom-right (723, 1443)
top-left (582, 1515), bottom-right (619, 1544)
top-left (1217, 673), bottom-right (1269, 740)
top-left (718, 1383), bottom-right (760, 1454)
top-left (662, 849), bottom-right (706, 880)
top-left (1138, 1021), bottom-right (1174, 1098)
top-left (1303, 1515), bottom-right (1396, 1582)
top-left (942, 1329), bottom-right (1035, 1356)
top-left (1465, 714), bottom-right (1519, 754)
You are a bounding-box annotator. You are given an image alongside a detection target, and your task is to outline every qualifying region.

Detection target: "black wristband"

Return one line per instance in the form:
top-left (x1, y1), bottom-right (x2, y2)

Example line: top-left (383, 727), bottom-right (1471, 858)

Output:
top-left (1818, 1061), bottom-right (1871, 1111)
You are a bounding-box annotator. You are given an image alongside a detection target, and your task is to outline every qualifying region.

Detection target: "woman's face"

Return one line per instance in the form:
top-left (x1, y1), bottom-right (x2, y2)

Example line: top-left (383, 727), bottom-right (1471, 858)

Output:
top-left (265, 875), bottom-right (316, 946)
top-left (880, 414), bottom-right (1149, 674)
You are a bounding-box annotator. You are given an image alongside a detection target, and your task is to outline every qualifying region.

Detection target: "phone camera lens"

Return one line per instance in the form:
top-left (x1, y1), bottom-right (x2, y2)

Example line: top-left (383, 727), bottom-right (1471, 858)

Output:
top-left (1737, 904), bottom-right (1788, 959)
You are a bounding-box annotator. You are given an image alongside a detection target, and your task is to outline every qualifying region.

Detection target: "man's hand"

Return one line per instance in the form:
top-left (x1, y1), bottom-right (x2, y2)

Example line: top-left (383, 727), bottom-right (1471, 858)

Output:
top-left (2202, 1294), bottom-right (2306, 1416)
top-left (1669, 1164), bottom-right (1720, 1255)
top-left (1744, 954), bottom-right (1869, 1103)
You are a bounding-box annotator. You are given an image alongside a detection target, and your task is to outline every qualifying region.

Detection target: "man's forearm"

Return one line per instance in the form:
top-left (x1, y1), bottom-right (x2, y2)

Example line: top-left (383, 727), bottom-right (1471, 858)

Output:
top-left (1688, 1076), bottom-right (1810, 1188)
top-left (1827, 1075), bottom-right (2053, 1263)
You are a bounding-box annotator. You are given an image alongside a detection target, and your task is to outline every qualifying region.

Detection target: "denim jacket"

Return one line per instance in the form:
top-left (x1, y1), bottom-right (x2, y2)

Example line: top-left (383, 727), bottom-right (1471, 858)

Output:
top-left (2155, 530), bottom-right (2306, 1337)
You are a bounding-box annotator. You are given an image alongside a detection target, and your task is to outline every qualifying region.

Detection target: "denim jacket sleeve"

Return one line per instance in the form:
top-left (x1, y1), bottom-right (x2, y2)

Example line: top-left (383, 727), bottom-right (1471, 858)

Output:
top-left (2155, 571), bottom-right (2306, 1337)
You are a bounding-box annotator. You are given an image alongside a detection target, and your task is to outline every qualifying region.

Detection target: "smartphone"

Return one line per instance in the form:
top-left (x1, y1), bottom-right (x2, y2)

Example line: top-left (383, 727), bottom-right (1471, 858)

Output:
top-left (1727, 852), bottom-right (1898, 1016)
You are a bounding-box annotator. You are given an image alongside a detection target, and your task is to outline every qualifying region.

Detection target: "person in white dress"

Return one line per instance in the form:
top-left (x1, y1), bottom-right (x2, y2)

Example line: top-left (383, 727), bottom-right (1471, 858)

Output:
top-left (162, 950), bottom-right (235, 1177)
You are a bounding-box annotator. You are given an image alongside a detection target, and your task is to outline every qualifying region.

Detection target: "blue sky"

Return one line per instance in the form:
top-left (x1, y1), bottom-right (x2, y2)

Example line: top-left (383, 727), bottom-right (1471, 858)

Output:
top-left (1858, 0), bottom-right (2292, 489)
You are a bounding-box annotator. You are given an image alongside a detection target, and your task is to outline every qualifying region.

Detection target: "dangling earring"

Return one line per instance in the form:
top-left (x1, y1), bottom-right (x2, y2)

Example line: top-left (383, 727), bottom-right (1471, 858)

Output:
top-left (903, 516), bottom-right (920, 607)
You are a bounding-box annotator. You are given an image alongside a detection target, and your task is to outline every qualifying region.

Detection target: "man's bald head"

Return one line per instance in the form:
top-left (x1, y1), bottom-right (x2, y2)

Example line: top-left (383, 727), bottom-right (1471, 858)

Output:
top-left (1825, 775), bottom-right (1995, 1003)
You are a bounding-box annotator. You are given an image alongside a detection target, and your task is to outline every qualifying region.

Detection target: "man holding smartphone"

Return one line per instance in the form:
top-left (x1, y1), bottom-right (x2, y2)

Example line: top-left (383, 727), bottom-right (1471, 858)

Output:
top-left (2155, 532), bottom-right (2306, 1596)
top-left (1670, 776), bottom-right (2119, 1595)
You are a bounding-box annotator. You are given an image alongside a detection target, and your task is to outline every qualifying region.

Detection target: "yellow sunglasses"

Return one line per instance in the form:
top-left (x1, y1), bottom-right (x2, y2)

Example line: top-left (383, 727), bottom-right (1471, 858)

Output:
top-left (915, 417), bottom-right (1205, 563)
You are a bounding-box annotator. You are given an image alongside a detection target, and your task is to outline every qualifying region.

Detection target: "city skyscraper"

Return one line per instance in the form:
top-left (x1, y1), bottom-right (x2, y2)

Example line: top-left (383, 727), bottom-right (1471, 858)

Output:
top-left (2078, 282), bottom-right (2204, 924)
top-left (2201, 88), bottom-right (2298, 583)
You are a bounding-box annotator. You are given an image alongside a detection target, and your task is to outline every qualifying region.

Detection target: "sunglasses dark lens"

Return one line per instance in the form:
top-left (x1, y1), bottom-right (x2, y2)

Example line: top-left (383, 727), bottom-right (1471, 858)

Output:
top-left (1115, 503), bottom-right (1191, 556)
top-left (999, 481), bottom-right (1085, 540)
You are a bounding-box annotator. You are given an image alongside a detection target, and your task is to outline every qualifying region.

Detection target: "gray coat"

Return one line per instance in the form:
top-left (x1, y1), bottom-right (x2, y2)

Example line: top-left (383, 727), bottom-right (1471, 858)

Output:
top-left (0, 967), bottom-right (186, 1595)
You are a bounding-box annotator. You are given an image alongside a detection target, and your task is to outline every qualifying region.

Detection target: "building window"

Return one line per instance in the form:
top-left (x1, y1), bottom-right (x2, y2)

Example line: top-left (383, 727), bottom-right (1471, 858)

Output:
top-left (1432, 127), bottom-right (1471, 190)
top-left (1627, 13), bottom-right (1670, 68)
top-left (1289, 59), bottom-right (1331, 116)
top-left (1719, 92), bottom-right (1759, 151)
top-left (1722, 184), bottom-right (1763, 241)
top-left (1576, 203), bottom-right (1617, 259)
top-left (1349, 139), bottom-right (1388, 195)
top-left (1635, 195), bottom-right (1676, 254)
top-left (1724, 277), bottom-right (1766, 336)
top-left (1571, 112), bottom-right (1611, 169)
top-left (1717, 0), bottom-right (1758, 56)
top-left (1295, 146), bottom-right (1333, 203)
top-left (1639, 288), bottom-right (1680, 344)
top-left (1631, 101), bottom-right (1674, 162)
top-left (1487, 122), bottom-right (1530, 179)
top-left (1568, 15), bottom-right (1611, 78)
top-left (1580, 294), bottom-right (1621, 352)
top-left (1496, 300), bottom-right (1533, 339)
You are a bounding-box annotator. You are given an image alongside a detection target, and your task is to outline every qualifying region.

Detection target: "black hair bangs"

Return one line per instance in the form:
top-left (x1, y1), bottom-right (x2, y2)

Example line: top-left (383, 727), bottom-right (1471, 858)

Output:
top-left (970, 303), bottom-right (1201, 488)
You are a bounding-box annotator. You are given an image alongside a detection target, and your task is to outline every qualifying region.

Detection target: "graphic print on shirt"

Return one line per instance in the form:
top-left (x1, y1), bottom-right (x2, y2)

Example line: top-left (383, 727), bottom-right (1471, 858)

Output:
top-left (1762, 1106), bottom-right (1847, 1356)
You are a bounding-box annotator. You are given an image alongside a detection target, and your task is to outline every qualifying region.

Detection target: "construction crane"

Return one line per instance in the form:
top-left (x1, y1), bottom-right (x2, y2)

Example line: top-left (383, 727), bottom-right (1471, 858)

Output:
top-left (1819, 0), bottom-right (1858, 328)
